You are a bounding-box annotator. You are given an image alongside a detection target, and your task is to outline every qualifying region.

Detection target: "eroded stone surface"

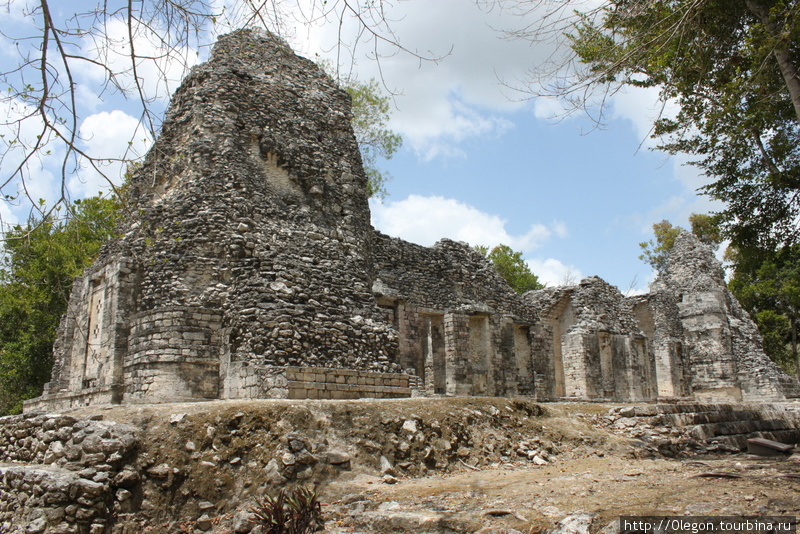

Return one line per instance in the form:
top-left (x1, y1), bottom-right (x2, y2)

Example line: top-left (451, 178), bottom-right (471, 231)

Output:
top-left (24, 30), bottom-right (799, 412)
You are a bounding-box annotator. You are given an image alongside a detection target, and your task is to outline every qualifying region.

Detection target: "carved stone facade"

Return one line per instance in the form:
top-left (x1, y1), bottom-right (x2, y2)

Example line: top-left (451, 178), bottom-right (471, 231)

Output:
top-left (25, 30), bottom-right (799, 412)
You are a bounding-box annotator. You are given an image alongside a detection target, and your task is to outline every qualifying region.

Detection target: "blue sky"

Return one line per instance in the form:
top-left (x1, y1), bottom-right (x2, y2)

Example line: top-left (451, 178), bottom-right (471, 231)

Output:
top-left (0, 0), bottom-right (721, 293)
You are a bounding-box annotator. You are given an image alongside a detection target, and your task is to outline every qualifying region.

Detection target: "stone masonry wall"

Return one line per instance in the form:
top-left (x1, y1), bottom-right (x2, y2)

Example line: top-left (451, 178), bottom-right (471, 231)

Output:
top-left (650, 232), bottom-right (800, 401)
top-left (372, 233), bottom-right (533, 318)
top-left (285, 366), bottom-right (412, 399)
top-left (0, 413), bottom-right (138, 534)
top-left (372, 234), bottom-right (538, 396)
top-left (28, 29), bottom-right (403, 410)
top-left (524, 277), bottom-right (658, 401)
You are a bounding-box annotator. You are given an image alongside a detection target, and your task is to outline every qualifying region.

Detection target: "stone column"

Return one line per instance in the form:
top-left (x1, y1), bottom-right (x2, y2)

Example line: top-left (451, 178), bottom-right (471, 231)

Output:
top-left (443, 312), bottom-right (470, 395)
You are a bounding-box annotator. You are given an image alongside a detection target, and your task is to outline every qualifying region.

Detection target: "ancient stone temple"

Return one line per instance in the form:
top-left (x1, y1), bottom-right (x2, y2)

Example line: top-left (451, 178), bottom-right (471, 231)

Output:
top-left (523, 232), bottom-right (800, 403)
top-left (25, 30), bottom-right (799, 412)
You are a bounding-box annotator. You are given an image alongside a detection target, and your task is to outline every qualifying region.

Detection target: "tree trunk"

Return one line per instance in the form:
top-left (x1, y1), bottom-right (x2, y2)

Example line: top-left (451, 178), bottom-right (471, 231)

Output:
top-left (746, 0), bottom-right (800, 125)
top-left (792, 317), bottom-right (799, 381)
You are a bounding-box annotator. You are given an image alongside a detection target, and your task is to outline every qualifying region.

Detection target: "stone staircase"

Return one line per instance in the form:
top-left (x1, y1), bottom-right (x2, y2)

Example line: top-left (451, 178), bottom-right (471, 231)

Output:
top-left (601, 402), bottom-right (800, 453)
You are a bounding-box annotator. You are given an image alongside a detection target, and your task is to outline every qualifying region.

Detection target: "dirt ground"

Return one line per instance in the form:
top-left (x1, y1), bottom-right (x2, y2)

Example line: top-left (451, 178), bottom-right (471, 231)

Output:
top-left (322, 452), bottom-right (800, 533)
top-left (69, 398), bottom-right (800, 534)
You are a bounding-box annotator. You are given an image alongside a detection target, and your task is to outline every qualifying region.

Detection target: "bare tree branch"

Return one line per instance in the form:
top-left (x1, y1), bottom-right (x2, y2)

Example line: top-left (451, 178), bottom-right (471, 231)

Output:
top-left (0, 0), bottom-right (439, 238)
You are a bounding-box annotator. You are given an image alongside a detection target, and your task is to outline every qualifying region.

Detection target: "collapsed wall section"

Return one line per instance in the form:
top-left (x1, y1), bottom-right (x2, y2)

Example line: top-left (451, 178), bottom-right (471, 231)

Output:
top-left (24, 30), bottom-right (800, 410)
top-left (27, 29), bottom-right (404, 410)
top-left (524, 277), bottom-right (657, 401)
top-left (371, 233), bottom-right (538, 396)
top-left (650, 232), bottom-right (800, 401)
top-left (0, 413), bottom-right (138, 534)
top-left (34, 257), bottom-right (137, 410)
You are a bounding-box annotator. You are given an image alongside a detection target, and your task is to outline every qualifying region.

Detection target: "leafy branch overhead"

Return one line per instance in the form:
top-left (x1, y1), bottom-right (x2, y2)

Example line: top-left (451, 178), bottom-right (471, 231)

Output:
top-left (639, 214), bottom-right (722, 273)
top-left (319, 61), bottom-right (402, 199)
top-left (575, 0), bottom-right (800, 250)
top-left (499, 0), bottom-right (800, 251)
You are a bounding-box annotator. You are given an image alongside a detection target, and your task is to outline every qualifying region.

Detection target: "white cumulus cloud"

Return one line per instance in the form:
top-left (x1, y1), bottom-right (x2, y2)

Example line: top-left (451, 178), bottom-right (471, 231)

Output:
top-left (370, 194), bottom-right (564, 253)
top-left (72, 17), bottom-right (198, 108)
top-left (70, 110), bottom-right (153, 198)
top-left (525, 258), bottom-right (583, 288)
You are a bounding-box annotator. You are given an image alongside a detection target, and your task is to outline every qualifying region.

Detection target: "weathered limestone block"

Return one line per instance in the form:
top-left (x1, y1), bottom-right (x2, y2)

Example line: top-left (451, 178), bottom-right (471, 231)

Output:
top-left (524, 235), bottom-right (799, 402)
top-left (27, 29), bottom-right (402, 410)
top-left (0, 413), bottom-right (140, 534)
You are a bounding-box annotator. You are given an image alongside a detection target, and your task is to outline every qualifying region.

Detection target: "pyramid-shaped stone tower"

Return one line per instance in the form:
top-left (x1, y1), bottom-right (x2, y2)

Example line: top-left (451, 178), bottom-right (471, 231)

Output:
top-left (32, 29), bottom-right (404, 406)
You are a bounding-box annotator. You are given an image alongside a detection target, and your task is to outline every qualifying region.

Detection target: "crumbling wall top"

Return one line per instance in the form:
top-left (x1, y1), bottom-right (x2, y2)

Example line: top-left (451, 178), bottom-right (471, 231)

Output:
top-left (652, 231), bottom-right (726, 294)
top-left (523, 276), bottom-right (641, 335)
top-left (125, 28), bottom-right (370, 238)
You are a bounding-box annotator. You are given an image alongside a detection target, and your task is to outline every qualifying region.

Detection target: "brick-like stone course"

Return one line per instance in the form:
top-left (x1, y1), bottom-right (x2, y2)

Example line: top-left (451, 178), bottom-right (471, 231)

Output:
top-left (285, 366), bottom-right (412, 399)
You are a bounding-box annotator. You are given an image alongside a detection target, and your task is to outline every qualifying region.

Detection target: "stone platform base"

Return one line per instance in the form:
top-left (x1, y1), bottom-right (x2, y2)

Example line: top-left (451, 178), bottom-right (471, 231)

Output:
top-left (286, 366), bottom-right (412, 399)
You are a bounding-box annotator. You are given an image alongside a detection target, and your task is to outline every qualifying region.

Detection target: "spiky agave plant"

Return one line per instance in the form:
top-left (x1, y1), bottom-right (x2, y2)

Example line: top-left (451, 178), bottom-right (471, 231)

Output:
top-left (250, 486), bottom-right (324, 534)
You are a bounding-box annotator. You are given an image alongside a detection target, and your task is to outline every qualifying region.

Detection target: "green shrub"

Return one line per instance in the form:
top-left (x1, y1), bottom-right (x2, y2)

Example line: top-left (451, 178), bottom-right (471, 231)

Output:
top-left (250, 486), bottom-right (324, 534)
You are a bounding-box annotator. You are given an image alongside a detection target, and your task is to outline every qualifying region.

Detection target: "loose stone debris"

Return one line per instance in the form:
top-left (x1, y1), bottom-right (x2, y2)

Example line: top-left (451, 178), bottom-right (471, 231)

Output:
top-left (2, 398), bottom-right (799, 533)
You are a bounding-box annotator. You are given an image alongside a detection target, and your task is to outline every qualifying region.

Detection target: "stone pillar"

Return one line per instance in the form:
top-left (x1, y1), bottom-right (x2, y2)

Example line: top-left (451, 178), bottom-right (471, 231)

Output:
top-left (513, 324), bottom-right (534, 395)
top-left (422, 315), bottom-right (446, 394)
top-left (443, 312), bottom-right (470, 395)
top-left (561, 332), bottom-right (593, 398)
top-left (468, 315), bottom-right (491, 395)
top-left (679, 291), bottom-right (742, 401)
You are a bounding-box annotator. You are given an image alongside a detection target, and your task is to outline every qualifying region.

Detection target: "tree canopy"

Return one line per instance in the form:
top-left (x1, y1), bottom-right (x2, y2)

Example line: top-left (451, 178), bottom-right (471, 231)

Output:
top-left (568, 0), bottom-right (800, 250)
top-left (498, 0), bottom-right (800, 250)
top-left (476, 244), bottom-right (545, 293)
top-left (728, 243), bottom-right (800, 377)
top-left (639, 214), bottom-right (723, 272)
top-left (346, 78), bottom-right (403, 199)
top-left (318, 62), bottom-right (403, 199)
top-left (638, 214), bottom-right (798, 377)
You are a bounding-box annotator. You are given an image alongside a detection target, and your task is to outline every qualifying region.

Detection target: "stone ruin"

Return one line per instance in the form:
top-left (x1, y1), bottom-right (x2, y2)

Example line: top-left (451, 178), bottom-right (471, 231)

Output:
top-left (25, 29), bottom-right (800, 412)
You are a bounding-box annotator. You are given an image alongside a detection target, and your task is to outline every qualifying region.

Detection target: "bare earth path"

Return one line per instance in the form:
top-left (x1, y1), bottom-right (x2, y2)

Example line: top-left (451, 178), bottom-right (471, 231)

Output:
top-left (322, 453), bottom-right (800, 533)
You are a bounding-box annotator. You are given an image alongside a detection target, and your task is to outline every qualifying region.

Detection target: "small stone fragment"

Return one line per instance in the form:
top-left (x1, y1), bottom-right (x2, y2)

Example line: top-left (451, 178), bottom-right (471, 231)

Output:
top-left (402, 419), bottom-right (418, 433)
top-left (380, 455), bottom-right (396, 476)
top-left (169, 413), bottom-right (187, 425)
top-left (196, 513), bottom-right (213, 531)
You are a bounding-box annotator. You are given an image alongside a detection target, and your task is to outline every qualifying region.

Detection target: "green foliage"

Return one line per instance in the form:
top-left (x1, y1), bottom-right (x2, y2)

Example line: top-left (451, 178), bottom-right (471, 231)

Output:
top-left (346, 79), bottom-right (403, 199)
top-left (0, 195), bottom-right (122, 414)
top-left (476, 244), bottom-right (545, 293)
top-left (638, 213), bottom-right (800, 375)
top-left (319, 62), bottom-right (402, 198)
top-left (688, 213), bottom-right (724, 248)
top-left (570, 0), bottom-right (800, 250)
top-left (728, 244), bottom-right (800, 377)
top-left (250, 487), bottom-right (324, 534)
top-left (639, 214), bottom-right (723, 273)
top-left (638, 220), bottom-right (682, 273)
